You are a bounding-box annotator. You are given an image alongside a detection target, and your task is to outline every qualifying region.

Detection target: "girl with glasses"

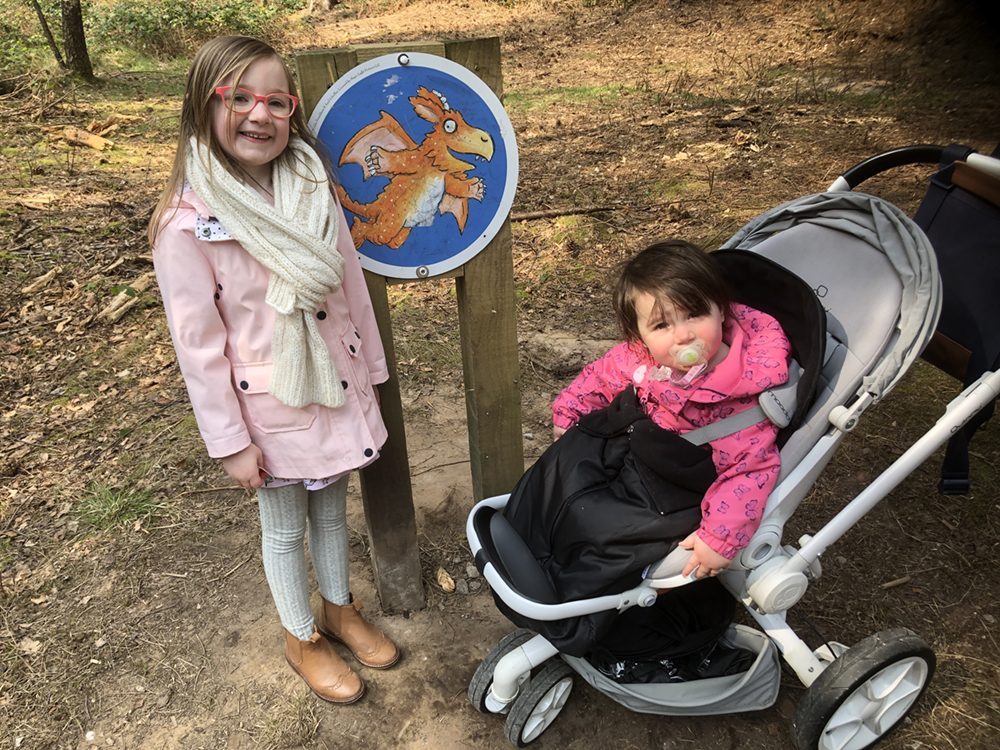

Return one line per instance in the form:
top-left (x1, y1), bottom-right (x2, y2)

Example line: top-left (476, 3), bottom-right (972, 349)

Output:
top-left (148, 35), bottom-right (399, 705)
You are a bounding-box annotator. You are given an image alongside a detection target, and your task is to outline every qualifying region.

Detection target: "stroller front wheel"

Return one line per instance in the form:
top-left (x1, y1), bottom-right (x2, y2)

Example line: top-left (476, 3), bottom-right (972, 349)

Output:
top-left (792, 628), bottom-right (935, 750)
top-left (504, 659), bottom-right (574, 746)
top-left (469, 629), bottom-right (536, 713)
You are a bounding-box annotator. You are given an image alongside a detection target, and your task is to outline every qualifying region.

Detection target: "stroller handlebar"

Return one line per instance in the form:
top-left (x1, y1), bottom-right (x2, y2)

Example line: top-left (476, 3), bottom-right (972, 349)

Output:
top-left (643, 544), bottom-right (701, 589)
top-left (828, 144), bottom-right (945, 191)
top-left (829, 143), bottom-right (1000, 192)
top-left (479, 561), bottom-right (662, 619)
top-left (966, 152), bottom-right (1000, 181)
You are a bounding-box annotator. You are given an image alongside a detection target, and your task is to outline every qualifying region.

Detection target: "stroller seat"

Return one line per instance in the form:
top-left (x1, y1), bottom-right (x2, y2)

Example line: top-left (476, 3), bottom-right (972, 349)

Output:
top-left (728, 199), bottom-right (926, 483)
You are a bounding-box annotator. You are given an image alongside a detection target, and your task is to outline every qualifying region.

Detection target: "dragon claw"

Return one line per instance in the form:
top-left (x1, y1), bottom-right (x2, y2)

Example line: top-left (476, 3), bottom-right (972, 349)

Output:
top-left (364, 145), bottom-right (380, 176)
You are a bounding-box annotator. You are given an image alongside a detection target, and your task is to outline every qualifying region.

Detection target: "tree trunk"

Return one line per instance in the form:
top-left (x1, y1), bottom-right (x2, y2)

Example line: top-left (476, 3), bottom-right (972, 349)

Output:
top-left (28, 0), bottom-right (66, 70)
top-left (61, 0), bottom-right (95, 81)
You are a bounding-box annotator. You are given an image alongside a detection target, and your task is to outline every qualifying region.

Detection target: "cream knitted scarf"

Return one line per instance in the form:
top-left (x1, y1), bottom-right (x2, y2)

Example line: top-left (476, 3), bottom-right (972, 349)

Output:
top-left (186, 136), bottom-right (345, 409)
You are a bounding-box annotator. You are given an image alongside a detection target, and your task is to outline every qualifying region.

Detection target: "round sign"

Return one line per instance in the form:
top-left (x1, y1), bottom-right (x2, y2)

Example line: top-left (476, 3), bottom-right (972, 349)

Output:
top-left (309, 52), bottom-right (519, 279)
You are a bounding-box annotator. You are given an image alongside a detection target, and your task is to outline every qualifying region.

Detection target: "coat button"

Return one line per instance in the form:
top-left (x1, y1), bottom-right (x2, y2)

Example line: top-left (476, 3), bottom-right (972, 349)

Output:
top-left (214, 292), bottom-right (220, 300)
top-left (317, 310), bottom-right (327, 320)
top-left (363, 448), bottom-right (374, 458)
top-left (201, 228), bottom-right (211, 237)
top-left (239, 381), bottom-right (249, 390)
top-left (349, 345), bottom-right (356, 354)
top-left (217, 283), bottom-right (223, 290)
top-left (355, 331), bottom-right (361, 339)
top-left (341, 381), bottom-right (348, 389)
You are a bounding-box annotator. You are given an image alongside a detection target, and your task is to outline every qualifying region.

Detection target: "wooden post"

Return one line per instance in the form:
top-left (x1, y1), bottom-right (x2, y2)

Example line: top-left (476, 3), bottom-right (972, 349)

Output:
top-left (456, 219), bottom-right (524, 500)
top-left (357, 277), bottom-right (425, 612)
top-left (294, 36), bottom-right (524, 610)
top-left (442, 37), bottom-right (524, 500)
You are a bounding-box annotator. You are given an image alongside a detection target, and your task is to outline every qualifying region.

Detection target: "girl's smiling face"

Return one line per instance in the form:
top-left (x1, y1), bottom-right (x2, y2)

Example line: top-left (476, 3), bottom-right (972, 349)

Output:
top-left (634, 291), bottom-right (726, 371)
top-left (211, 55), bottom-right (291, 189)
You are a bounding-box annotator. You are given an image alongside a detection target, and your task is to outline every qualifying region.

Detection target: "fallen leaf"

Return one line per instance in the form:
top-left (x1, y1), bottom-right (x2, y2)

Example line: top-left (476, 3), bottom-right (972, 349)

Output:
top-left (435, 567), bottom-right (455, 593)
top-left (18, 637), bottom-right (43, 655)
top-left (16, 192), bottom-right (57, 210)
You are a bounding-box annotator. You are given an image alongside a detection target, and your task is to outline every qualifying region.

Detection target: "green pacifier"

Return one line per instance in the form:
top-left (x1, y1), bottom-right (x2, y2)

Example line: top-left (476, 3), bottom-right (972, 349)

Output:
top-left (676, 346), bottom-right (702, 367)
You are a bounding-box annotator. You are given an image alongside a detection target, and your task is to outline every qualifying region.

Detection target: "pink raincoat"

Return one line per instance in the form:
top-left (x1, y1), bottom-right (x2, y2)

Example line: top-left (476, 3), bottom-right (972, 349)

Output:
top-left (552, 304), bottom-right (790, 559)
top-left (153, 189), bottom-right (389, 480)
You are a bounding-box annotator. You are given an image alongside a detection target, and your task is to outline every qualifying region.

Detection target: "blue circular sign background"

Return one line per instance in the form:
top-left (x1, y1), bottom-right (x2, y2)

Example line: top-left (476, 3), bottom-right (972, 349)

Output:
top-left (308, 53), bottom-right (518, 279)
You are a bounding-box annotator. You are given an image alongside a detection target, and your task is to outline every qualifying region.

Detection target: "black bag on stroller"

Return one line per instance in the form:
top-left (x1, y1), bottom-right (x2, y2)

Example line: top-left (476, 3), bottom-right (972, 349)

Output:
top-left (588, 577), bottom-right (755, 684)
top-left (914, 145), bottom-right (1000, 494)
top-left (498, 385), bottom-right (716, 656)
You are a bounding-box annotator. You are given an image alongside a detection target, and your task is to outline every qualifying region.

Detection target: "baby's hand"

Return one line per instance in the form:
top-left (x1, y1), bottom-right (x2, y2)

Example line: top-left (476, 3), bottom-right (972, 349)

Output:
top-left (679, 532), bottom-right (732, 578)
top-left (221, 443), bottom-right (267, 490)
top-left (552, 424), bottom-right (567, 440)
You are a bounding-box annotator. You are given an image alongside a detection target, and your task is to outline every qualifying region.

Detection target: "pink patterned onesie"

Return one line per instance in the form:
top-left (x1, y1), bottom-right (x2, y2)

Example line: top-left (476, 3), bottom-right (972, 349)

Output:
top-left (552, 303), bottom-right (791, 559)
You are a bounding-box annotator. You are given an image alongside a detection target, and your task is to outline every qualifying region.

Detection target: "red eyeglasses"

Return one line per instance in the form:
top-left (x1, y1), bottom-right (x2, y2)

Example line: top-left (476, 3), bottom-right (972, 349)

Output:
top-left (214, 86), bottom-right (298, 119)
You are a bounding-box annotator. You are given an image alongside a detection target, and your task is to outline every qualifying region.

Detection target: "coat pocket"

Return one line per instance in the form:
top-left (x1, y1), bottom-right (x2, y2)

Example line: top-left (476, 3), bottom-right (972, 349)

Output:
top-left (340, 328), bottom-right (372, 393)
top-left (232, 362), bottom-right (318, 434)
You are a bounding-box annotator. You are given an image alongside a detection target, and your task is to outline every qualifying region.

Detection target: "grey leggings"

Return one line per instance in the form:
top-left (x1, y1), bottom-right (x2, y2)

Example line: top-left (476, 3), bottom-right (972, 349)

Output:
top-left (257, 477), bottom-right (352, 640)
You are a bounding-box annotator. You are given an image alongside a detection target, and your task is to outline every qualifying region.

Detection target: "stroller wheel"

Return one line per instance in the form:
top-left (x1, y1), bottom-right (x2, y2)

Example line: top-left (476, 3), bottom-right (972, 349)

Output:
top-left (503, 659), bottom-right (574, 747)
top-left (469, 629), bottom-right (536, 713)
top-left (792, 628), bottom-right (935, 750)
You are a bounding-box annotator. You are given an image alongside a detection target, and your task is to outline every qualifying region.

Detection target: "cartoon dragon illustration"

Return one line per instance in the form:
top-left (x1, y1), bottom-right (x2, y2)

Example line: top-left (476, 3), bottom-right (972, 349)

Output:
top-left (335, 86), bottom-right (495, 250)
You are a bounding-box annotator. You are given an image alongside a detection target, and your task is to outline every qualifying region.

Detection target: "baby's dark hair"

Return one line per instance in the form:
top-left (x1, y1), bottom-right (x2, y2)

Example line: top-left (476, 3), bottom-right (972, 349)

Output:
top-left (613, 239), bottom-right (732, 342)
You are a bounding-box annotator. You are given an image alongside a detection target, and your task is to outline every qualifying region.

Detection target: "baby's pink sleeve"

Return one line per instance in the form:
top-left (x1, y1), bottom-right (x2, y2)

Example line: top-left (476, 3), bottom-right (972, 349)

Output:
top-left (552, 344), bottom-right (633, 429)
top-left (696, 420), bottom-right (781, 559)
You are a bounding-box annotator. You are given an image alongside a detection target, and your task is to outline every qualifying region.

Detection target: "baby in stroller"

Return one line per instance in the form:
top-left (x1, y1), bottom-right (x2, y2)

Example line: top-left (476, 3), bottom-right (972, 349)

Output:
top-left (493, 236), bottom-right (814, 660)
top-left (550, 239), bottom-right (790, 581)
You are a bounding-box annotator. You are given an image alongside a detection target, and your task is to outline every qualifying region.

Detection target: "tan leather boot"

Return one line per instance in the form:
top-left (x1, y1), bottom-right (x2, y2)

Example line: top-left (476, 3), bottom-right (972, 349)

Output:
top-left (317, 596), bottom-right (400, 669)
top-left (284, 629), bottom-right (364, 704)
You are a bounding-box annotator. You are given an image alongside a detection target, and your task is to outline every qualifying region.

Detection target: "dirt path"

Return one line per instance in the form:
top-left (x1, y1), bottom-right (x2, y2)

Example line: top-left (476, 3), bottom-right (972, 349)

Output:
top-left (2, 2), bottom-right (999, 749)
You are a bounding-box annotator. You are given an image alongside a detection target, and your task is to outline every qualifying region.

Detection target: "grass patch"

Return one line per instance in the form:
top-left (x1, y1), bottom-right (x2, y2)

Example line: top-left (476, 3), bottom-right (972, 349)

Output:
top-left (76, 481), bottom-right (159, 529)
top-left (511, 215), bottom-right (616, 303)
top-left (505, 83), bottom-right (641, 113)
top-left (0, 536), bottom-right (11, 571)
top-left (94, 64), bottom-right (188, 101)
top-left (517, 265), bottom-right (602, 297)
top-left (387, 279), bottom-right (464, 382)
top-left (550, 214), bottom-right (612, 249)
top-left (652, 176), bottom-right (703, 201)
top-left (245, 691), bottom-right (320, 748)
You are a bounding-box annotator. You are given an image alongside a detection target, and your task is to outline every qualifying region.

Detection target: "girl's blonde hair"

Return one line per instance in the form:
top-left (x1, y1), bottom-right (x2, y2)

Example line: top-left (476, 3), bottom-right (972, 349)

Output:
top-left (612, 239), bottom-right (732, 342)
top-left (148, 35), bottom-right (326, 247)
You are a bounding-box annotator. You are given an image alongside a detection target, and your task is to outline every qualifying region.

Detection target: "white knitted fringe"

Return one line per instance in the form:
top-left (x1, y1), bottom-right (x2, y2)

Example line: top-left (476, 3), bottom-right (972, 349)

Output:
top-left (186, 137), bottom-right (346, 409)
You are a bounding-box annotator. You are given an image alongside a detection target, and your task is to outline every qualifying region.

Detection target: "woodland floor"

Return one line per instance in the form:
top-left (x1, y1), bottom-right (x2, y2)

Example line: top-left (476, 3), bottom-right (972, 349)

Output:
top-left (2, 1), bottom-right (999, 749)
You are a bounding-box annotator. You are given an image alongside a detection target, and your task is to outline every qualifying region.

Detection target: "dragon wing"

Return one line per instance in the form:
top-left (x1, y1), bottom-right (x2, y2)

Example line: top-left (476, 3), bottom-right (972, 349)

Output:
top-left (338, 111), bottom-right (417, 180)
top-left (439, 194), bottom-right (469, 233)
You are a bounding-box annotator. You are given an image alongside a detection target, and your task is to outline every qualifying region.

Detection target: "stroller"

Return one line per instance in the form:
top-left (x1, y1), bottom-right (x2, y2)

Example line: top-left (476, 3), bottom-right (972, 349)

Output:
top-left (465, 144), bottom-right (1000, 749)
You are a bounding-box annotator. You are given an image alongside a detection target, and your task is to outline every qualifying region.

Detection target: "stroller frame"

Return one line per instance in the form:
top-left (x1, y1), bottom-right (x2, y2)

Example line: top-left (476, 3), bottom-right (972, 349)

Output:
top-left (466, 147), bottom-right (1000, 749)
